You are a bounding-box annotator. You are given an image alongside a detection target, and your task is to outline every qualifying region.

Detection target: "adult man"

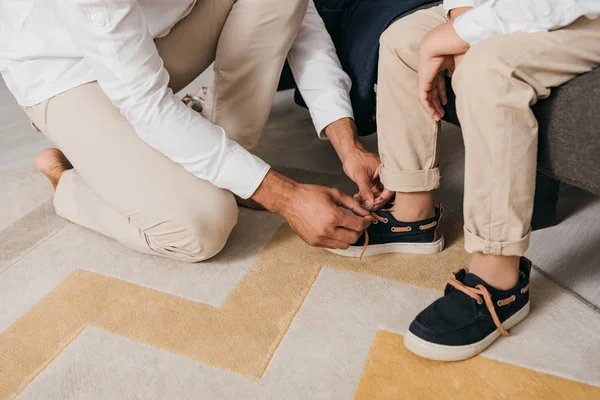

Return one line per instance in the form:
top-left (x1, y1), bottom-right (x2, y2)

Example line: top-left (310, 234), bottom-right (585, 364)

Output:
top-left (0, 0), bottom-right (388, 261)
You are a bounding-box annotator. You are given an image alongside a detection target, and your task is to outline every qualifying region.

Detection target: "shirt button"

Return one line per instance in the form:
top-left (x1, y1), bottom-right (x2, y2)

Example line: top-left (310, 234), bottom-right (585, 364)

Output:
top-left (91, 12), bottom-right (107, 28)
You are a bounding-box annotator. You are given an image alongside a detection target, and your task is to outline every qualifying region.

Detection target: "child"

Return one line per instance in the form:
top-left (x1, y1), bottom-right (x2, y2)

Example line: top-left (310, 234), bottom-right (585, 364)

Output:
top-left (335, 0), bottom-right (600, 360)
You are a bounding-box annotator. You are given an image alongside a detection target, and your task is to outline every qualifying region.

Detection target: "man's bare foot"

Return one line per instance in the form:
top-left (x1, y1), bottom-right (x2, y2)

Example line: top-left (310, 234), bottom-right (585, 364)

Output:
top-left (35, 148), bottom-right (73, 191)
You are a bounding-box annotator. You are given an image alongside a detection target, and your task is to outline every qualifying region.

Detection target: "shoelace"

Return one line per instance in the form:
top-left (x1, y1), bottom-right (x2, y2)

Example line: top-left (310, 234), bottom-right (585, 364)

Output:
top-left (447, 271), bottom-right (530, 336)
top-left (360, 212), bottom-right (388, 259)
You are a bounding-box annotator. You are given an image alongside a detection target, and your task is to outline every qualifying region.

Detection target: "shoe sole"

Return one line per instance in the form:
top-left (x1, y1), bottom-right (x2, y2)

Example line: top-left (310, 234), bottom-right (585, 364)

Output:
top-left (404, 300), bottom-right (531, 362)
top-left (326, 236), bottom-right (445, 258)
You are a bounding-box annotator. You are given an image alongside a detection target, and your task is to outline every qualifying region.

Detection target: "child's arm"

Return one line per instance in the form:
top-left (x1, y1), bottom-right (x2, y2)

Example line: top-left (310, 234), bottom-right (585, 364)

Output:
top-left (453, 0), bottom-right (600, 45)
top-left (417, 22), bottom-right (470, 121)
top-left (447, 6), bottom-right (474, 67)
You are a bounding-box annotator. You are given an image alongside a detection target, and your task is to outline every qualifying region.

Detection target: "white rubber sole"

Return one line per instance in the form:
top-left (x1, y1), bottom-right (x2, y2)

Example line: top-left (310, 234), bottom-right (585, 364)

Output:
top-left (326, 236), bottom-right (445, 258)
top-left (404, 301), bottom-right (531, 362)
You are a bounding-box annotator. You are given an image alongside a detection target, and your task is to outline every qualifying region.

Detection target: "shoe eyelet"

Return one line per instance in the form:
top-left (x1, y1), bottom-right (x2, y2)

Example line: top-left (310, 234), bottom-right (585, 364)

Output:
top-left (383, 218), bottom-right (389, 223)
top-left (373, 220), bottom-right (378, 224)
top-left (477, 299), bottom-right (483, 305)
top-left (497, 295), bottom-right (516, 307)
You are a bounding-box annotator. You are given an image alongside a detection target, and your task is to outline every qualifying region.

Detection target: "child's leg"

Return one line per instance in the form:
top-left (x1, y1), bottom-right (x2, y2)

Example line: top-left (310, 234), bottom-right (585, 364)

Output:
top-left (404, 17), bottom-right (600, 361)
top-left (326, 5), bottom-right (448, 259)
top-left (452, 16), bottom-right (600, 288)
top-left (377, 5), bottom-right (448, 222)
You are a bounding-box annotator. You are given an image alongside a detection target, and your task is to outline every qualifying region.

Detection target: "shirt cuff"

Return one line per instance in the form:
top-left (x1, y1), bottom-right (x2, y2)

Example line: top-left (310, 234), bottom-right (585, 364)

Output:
top-left (308, 88), bottom-right (354, 140)
top-left (212, 141), bottom-right (271, 199)
top-left (453, 5), bottom-right (500, 44)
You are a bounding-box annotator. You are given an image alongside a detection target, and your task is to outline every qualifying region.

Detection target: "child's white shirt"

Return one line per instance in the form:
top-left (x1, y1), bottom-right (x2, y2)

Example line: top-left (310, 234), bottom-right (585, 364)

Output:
top-left (443, 0), bottom-right (600, 44)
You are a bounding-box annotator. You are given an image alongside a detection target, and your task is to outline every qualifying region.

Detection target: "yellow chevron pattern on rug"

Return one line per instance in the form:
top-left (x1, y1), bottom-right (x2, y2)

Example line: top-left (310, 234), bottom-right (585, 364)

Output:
top-left (2, 209), bottom-right (599, 399)
top-left (356, 331), bottom-right (600, 400)
top-left (1, 212), bottom-right (469, 399)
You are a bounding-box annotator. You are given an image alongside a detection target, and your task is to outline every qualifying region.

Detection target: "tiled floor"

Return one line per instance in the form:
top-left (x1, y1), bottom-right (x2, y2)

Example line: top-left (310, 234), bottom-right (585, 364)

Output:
top-left (1, 76), bottom-right (599, 308)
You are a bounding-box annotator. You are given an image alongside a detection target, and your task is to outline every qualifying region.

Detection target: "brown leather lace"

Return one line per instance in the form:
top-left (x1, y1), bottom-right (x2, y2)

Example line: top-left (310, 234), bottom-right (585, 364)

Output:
top-left (447, 270), bottom-right (529, 337)
top-left (360, 212), bottom-right (388, 259)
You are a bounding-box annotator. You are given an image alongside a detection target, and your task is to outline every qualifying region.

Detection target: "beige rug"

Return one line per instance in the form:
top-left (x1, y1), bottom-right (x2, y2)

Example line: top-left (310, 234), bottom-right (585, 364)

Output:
top-left (1, 92), bottom-right (599, 399)
top-left (1, 170), bottom-right (599, 399)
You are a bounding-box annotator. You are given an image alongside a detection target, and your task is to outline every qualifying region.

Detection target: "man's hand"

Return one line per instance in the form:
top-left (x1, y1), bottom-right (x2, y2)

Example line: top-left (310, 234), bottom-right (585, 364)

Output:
top-left (418, 22), bottom-right (470, 120)
top-left (251, 170), bottom-right (373, 249)
top-left (324, 118), bottom-right (393, 210)
top-left (342, 148), bottom-right (393, 211)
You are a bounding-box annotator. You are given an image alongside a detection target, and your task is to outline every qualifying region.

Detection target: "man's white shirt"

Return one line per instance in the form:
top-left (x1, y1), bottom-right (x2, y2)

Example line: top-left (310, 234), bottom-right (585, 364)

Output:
top-left (0, 0), bottom-right (354, 199)
top-left (2, 1), bottom-right (598, 198)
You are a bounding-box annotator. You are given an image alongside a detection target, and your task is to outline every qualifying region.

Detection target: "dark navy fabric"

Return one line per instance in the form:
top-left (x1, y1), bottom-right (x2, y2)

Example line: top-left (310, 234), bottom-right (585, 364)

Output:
top-left (290, 0), bottom-right (438, 136)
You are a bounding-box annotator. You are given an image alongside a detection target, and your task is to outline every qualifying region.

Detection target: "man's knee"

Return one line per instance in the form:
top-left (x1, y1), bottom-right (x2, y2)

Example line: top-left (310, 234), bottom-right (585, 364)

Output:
top-left (183, 212), bottom-right (238, 262)
top-left (147, 192), bottom-right (239, 263)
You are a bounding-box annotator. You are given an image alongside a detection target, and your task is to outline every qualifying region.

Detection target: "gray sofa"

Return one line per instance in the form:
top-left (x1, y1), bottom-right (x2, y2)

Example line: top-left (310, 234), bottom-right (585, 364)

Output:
top-left (534, 68), bottom-right (600, 195)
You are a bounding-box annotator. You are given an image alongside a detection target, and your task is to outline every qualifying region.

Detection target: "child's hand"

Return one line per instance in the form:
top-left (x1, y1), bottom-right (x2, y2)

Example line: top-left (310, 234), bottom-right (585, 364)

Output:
top-left (417, 22), bottom-right (470, 120)
top-left (417, 51), bottom-right (453, 121)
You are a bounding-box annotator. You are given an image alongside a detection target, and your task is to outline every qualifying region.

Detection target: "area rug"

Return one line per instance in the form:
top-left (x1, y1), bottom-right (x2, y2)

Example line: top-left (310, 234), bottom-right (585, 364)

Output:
top-left (1, 166), bottom-right (600, 400)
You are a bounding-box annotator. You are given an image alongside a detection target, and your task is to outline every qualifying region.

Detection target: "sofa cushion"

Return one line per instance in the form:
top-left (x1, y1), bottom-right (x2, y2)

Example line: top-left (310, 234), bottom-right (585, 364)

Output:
top-left (533, 68), bottom-right (600, 195)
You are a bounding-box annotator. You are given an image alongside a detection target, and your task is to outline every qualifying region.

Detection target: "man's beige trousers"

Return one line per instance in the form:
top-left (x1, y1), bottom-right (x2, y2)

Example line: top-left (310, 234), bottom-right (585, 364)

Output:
top-left (23, 0), bottom-right (308, 262)
top-left (377, 5), bottom-right (600, 257)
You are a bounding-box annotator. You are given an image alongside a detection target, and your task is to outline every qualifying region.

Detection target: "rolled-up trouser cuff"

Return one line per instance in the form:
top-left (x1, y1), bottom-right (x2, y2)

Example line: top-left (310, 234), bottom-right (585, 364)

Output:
top-left (379, 165), bottom-right (440, 192)
top-left (464, 227), bottom-right (531, 256)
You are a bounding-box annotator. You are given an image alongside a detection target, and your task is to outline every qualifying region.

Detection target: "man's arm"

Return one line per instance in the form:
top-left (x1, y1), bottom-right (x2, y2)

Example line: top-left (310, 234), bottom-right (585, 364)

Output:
top-left (56, 0), bottom-right (371, 249)
top-left (55, 0), bottom-right (269, 199)
top-left (323, 118), bottom-right (392, 210)
top-left (252, 170), bottom-right (372, 249)
top-left (286, 1), bottom-right (354, 138)
top-left (286, 1), bottom-right (392, 209)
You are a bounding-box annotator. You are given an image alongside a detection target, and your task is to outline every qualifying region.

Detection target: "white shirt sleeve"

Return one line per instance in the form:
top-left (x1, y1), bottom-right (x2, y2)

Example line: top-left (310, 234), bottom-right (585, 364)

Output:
top-left (287, 1), bottom-right (354, 139)
top-left (54, 0), bottom-right (270, 199)
top-left (454, 0), bottom-right (600, 45)
top-left (443, 0), bottom-right (486, 12)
